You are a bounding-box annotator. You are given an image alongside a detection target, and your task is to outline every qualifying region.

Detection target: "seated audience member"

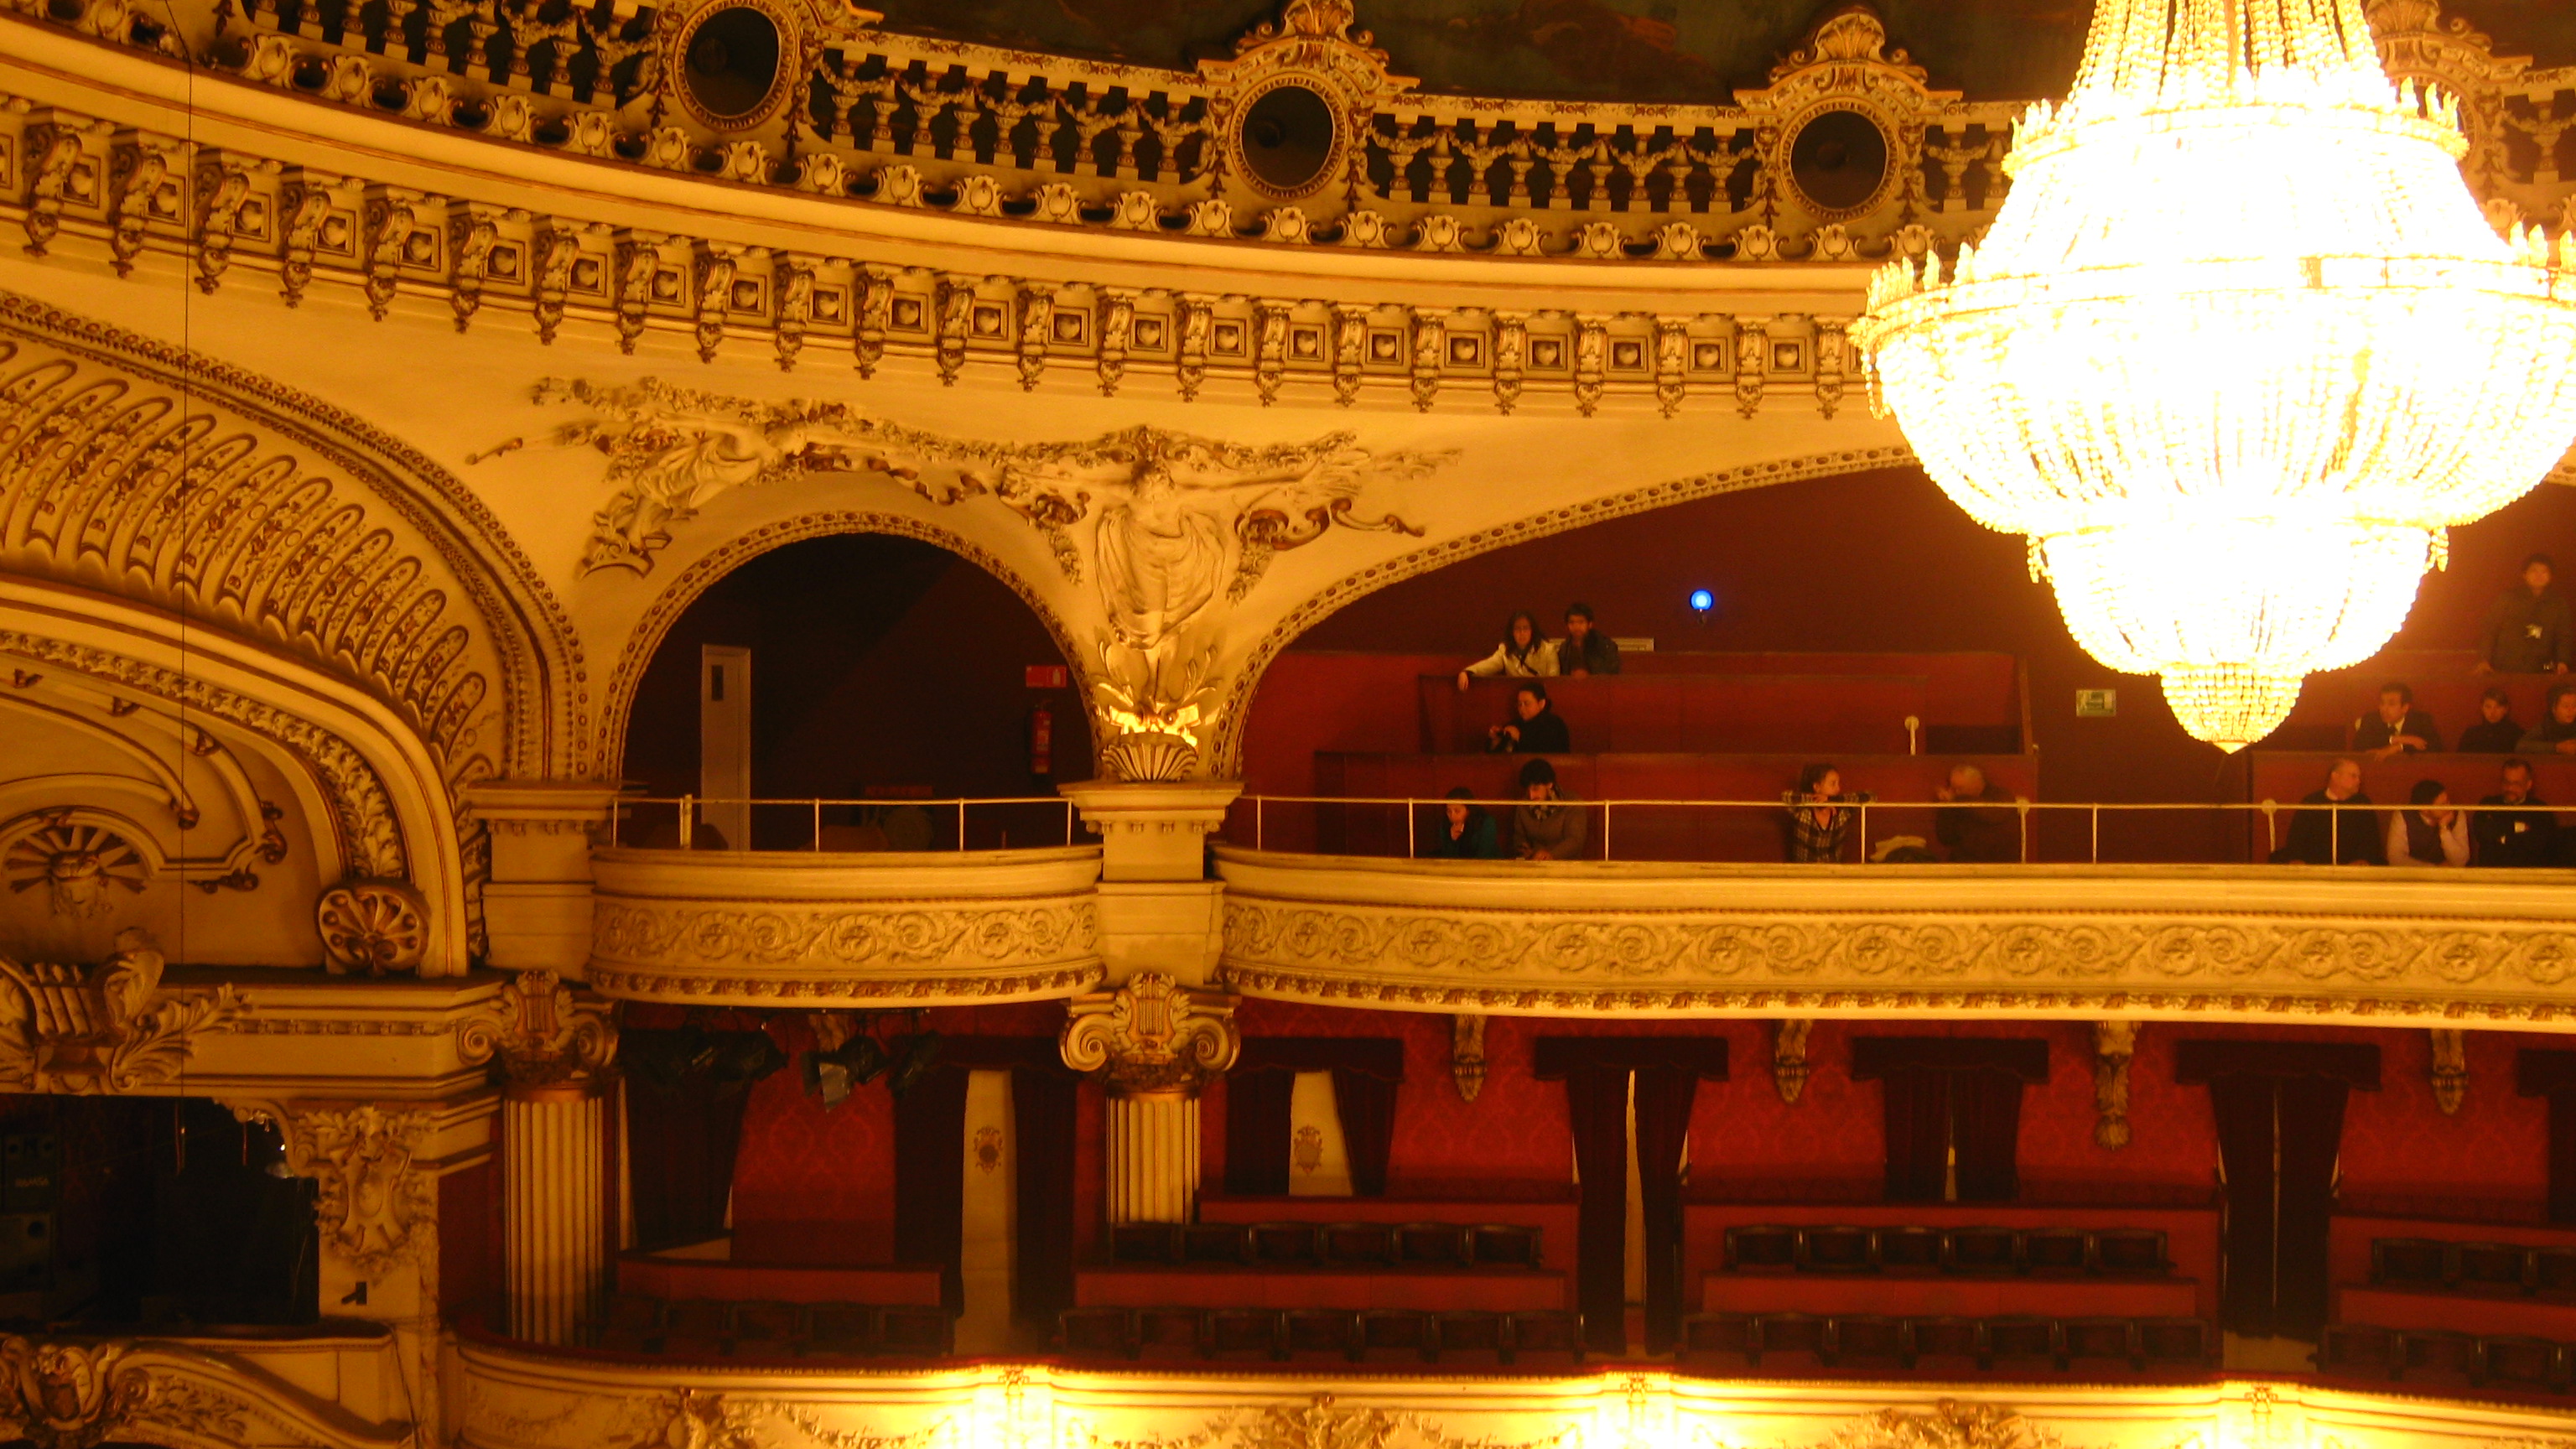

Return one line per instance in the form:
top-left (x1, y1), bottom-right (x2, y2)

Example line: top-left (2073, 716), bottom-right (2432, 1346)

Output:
top-left (1934, 762), bottom-right (2021, 862)
top-left (2519, 681), bottom-right (2576, 756)
top-left (1872, 838), bottom-right (1939, 863)
top-left (2271, 757), bottom-right (2383, 865)
top-left (1427, 786), bottom-right (1503, 860)
top-left (1782, 763), bottom-right (1872, 864)
top-left (2355, 681), bottom-right (2441, 759)
top-left (1558, 603), bottom-right (1622, 677)
top-left (1488, 681), bottom-right (1571, 754)
top-left (1455, 610), bottom-right (1558, 690)
top-left (2386, 778), bottom-right (2470, 867)
top-left (2473, 758), bottom-right (2561, 868)
top-left (2459, 686), bottom-right (2524, 754)
top-left (1514, 758), bottom-right (1587, 861)
top-left (2479, 553), bottom-right (2573, 675)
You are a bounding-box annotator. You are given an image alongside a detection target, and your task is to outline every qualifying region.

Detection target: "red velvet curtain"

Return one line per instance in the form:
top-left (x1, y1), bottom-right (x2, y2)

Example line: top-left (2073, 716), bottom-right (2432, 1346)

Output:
top-left (1631, 1066), bottom-right (1700, 1355)
top-left (623, 1077), bottom-right (751, 1251)
top-left (2516, 1052), bottom-right (2576, 1224)
top-left (893, 1067), bottom-right (972, 1311)
top-left (2207, 1073), bottom-right (2350, 1339)
top-left (1223, 1069), bottom-right (1296, 1196)
top-left (1010, 1067), bottom-right (1078, 1329)
top-left (1951, 1068), bottom-right (2025, 1202)
top-left (1329, 1067), bottom-right (1398, 1198)
top-left (1880, 1070), bottom-right (1952, 1202)
top-left (1563, 1066), bottom-right (1632, 1354)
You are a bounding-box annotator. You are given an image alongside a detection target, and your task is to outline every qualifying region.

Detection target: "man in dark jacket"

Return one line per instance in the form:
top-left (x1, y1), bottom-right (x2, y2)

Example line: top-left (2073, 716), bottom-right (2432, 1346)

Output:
top-left (1935, 764), bottom-right (2022, 862)
top-left (2272, 757), bottom-right (2384, 865)
top-left (2459, 687), bottom-right (2524, 753)
top-left (2355, 681), bottom-right (2441, 759)
top-left (1559, 603), bottom-right (1621, 676)
top-left (2480, 553), bottom-right (2574, 674)
top-left (2474, 758), bottom-right (2562, 867)
top-left (1488, 682), bottom-right (1571, 753)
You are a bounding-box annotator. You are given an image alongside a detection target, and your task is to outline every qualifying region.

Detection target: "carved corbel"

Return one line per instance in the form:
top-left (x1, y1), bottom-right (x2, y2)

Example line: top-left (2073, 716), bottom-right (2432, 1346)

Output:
top-left (854, 262), bottom-right (895, 378)
top-left (316, 879), bottom-right (430, 975)
top-left (2430, 1028), bottom-right (2468, 1114)
top-left (361, 186), bottom-right (426, 320)
top-left (254, 1103), bottom-right (434, 1277)
top-left (1060, 972), bottom-right (1239, 1098)
top-left (20, 119), bottom-right (95, 258)
top-left (460, 970), bottom-right (618, 1098)
top-left (1770, 1018), bottom-right (1812, 1104)
top-left (1176, 293), bottom-right (1213, 402)
top-left (1095, 287), bottom-right (1136, 397)
top-left (1814, 318), bottom-right (1850, 418)
top-left (532, 221), bottom-right (581, 345)
top-left (1253, 299), bottom-right (1291, 405)
top-left (192, 155), bottom-right (262, 293)
top-left (1733, 315), bottom-right (1770, 417)
top-left (448, 201), bottom-right (501, 332)
top-left (611, 231), bottom-right (662, 354)
top-left (1408, 307), bottom-right (1446, 412)
top-left (1015, 282), bottom-right (1056, 392)
top-left (1451, 1013), bottom-right (1487, 1102)
top-left (107, 132), bottom-right (182, 278)
top-left (1572, 313), bottom-right (1607, 417)
top-left (0, 929), bottom-right (244, 1094)
top-left (2094, 1020), bottom-right (2138, 1149)
top-left (933, 274), bottom-right (975, 384)
top-left (1330, 302), bottom-right (1369, 407)
top-left (1653, 314), bottom-right (1688, 418)
top-left (1491, 310), bottom-right (1527, 415)
top-left (770, 252), bottom-right (815, 371)
top-left (276, 172), bottom-right (340, 308)
top-left (693, 242), bottom-right (746, 363)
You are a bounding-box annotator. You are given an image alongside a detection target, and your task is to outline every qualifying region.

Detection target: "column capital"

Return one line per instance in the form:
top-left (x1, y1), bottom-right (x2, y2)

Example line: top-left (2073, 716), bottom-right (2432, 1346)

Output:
top-left (462, 969), bottom-right (619, 1100)
top-left (1059, 780), bottom-right (1243, 881)
top-left (460, 779), bottom-right (626, 831)
top-left (1060, 971), bottom-right (1239, 1097)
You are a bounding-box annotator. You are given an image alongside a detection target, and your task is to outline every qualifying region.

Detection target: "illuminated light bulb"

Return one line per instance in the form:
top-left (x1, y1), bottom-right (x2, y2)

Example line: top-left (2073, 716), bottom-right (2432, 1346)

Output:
top-left (1850, 0), bottom-right (2576, 750)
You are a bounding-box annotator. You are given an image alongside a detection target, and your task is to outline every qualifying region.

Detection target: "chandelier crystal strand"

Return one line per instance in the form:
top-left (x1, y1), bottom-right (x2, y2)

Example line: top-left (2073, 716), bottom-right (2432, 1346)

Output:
top-left (1851, 0), bottom-right (2576, 750)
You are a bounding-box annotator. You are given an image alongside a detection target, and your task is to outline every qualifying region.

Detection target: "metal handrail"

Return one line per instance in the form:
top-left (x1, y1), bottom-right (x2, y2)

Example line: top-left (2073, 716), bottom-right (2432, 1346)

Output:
top-left (610, 794), bottom-right (1078, 851)
top-left (1237, 793), bottom-right (2566, 865)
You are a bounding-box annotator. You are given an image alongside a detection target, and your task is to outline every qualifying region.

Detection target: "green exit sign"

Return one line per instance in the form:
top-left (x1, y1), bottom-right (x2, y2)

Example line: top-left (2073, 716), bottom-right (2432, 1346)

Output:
top-left (2076, 689), bottom-right (2118, 718)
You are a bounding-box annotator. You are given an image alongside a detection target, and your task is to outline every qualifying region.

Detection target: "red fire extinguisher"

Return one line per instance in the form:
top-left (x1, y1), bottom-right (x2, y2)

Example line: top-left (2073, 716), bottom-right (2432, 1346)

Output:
top-left (1029, 702), bottom-right (1054, 779)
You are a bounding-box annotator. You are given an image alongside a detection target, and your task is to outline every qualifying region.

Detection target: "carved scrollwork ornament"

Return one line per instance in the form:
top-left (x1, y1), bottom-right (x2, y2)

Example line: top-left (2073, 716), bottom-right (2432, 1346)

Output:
top-left (1450, 1012), bottom-right (1486, 1102)
top-left (2430, 1026), bottom-right (2468, 1114)
top-left (1772, 1017), bottom-right (1813, 1104)
top-left (459, 969), bottom-right (619, 1093)
top-left (0, 931), bottom-right (244, 1095)
top-left (262, 1103), bottom-right (434, 1276)
top-left (316, 879), bottom-right (430, 975)
top-left (2094, 1019), bottom-right (2138, 1149)
top-left (1061, 971), bottom-right (1239, 1096)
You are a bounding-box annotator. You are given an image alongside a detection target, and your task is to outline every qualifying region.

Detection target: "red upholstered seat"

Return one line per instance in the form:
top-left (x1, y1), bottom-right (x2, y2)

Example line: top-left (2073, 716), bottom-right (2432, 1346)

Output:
top-left (1077, 1265), bottom-right (1569, 1311)
top-left (616, 1250), bottom-right (948, 1306)
top-left (1059, 1306), bottom-right (1132, 1358)
top-left (1359, 1309), bottom-right (1436, 1363)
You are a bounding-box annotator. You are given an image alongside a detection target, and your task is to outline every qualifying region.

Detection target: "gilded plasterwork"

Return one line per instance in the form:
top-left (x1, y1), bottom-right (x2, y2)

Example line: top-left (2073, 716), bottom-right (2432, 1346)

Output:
top-left (589, 897), bottom-right (1101, 1005)
top-left (0, 931), bottom-right (244, 1093)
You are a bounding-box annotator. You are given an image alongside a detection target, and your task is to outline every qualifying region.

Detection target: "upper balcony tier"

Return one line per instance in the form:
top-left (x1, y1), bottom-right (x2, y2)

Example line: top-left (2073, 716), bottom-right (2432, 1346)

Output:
top-left (1209, 844), bottom-right (2576, 1029)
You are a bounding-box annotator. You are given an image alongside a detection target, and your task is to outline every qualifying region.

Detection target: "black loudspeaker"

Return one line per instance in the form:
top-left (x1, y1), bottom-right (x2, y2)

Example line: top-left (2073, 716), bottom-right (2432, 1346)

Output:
top-left (1239, 83), bottom-right (1337, 193)
top-left (1788, 108), bottom-right (1889, 213)
top-left (3, 1132), bottom-right (57, 1213)
top-left (681, 4), bottom-right (782, 121)
top-left (0, 1214), bottom-right (53, 1293)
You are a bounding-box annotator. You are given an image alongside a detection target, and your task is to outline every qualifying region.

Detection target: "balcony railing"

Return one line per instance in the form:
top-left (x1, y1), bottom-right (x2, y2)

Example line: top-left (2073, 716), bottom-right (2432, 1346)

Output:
top-left (610, 795), bottom-right (1077, 854)
top-left (1233, 794), bottom-right (2571, 867)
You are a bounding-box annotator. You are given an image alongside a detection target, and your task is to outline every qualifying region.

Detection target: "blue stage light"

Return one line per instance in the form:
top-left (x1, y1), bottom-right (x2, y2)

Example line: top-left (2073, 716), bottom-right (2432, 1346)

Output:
top-left (1688, 589), bottom-right (1715, 613)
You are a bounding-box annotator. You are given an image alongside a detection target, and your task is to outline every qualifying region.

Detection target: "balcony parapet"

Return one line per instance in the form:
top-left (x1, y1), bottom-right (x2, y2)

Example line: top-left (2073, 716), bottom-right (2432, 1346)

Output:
top-left (1213, 846), bottom-right (2576, 1027)
top-left (587, 845), bottom-right (1104, 1007)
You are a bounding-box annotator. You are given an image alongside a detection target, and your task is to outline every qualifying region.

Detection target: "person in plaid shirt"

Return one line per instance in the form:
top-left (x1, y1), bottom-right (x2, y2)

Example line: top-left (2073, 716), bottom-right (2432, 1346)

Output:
top-left (1782, 763), bottom-right (1872, 863)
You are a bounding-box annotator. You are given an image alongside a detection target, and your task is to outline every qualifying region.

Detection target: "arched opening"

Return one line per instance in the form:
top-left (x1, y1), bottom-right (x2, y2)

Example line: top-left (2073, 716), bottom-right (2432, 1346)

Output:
top-left (618, 534), bottom-right (1091, 850)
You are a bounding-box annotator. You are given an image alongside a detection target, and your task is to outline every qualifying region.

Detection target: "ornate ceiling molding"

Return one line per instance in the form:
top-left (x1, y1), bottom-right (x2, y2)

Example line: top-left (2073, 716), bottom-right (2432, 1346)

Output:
top-left (1214, 849), bottom-right (2576, 1026)
top-left (1205, 444), bottom-right (1916, 773)
top-left (0, 289), bottom-right (589, 781)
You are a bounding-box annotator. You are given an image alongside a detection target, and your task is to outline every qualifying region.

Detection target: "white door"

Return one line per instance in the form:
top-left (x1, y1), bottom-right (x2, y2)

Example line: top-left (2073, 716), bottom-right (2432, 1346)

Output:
top-left (699, 645), bottom-right (751, 849)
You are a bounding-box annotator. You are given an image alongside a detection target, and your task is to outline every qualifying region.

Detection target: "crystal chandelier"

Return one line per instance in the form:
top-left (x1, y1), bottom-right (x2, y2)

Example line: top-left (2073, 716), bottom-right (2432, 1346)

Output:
top-left (1850, 0), bottom-right (2576, 750)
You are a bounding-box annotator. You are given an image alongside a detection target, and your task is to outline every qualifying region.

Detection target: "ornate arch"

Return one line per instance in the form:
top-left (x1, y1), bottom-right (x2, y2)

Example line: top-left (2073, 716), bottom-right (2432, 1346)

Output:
top-left (596, 510), bottom-right (1091, 782)
top-left (1204, 444), bottom-right (1920, 773)
top-left (0, 289), bottom-right (589, 784)
top-left (0, 580), bottom-right (469, 974)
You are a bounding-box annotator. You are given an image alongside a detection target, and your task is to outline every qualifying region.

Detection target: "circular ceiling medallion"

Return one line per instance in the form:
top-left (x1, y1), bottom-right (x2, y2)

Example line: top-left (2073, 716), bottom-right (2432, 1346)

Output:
top-left (673, 1), bottom-right (790, 132)
top-left (1783, 106), bottom-right (1895, 221)
top-left (1232, 77), bottom-right (1344, 201)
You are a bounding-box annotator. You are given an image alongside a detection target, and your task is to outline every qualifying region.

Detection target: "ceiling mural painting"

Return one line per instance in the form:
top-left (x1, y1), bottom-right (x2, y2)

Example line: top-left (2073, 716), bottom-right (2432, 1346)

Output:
top-left (861, 0), bottom-right (2576, 102)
